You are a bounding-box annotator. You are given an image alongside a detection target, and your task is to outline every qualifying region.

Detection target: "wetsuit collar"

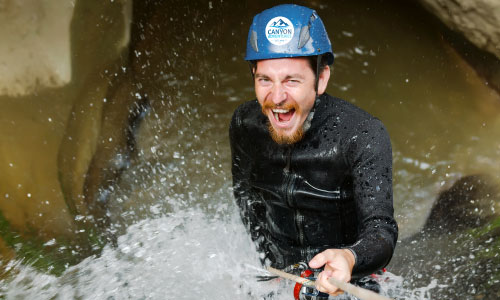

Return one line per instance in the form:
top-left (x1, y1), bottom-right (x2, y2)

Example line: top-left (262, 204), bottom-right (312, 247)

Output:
top-left (303, 94), bottom-right (324, 133)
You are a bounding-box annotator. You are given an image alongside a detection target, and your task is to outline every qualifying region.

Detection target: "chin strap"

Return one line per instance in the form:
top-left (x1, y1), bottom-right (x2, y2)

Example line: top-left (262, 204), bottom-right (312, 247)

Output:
top-left (248, 61), bottom-right (255, 81)
top-left (315, 54), bottom-right (322, 94)
top-left (314, 54), bottom-right (324, 101)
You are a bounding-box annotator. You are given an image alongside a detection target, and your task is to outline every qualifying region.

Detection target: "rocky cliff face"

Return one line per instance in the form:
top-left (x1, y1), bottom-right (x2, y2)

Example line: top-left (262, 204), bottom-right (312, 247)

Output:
top-left (0, 0), bottom-right (74, 96)
top-left (417, 0), bottom-right (500, 93)
top-left (417, 0), bottom-right (500, 60)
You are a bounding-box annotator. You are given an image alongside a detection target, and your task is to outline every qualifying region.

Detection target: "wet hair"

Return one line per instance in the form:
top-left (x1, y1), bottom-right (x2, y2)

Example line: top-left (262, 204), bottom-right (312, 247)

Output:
top-left (307, 55), bottom-right (330, 77)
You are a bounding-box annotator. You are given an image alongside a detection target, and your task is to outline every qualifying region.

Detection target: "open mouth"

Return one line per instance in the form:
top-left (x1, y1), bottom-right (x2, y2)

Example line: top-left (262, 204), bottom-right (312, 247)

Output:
top-left (272, 108), bottom-right (295, 123)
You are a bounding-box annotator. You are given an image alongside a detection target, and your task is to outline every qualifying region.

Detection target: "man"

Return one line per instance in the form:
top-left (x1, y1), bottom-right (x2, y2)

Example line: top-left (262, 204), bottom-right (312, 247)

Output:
top-left (229, 4), bottom-right (398, 298)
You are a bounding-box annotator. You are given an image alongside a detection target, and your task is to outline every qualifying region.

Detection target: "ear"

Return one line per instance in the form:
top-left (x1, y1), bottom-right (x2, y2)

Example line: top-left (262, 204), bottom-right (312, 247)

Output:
top-left (317, 65), bottom-right (331, 95)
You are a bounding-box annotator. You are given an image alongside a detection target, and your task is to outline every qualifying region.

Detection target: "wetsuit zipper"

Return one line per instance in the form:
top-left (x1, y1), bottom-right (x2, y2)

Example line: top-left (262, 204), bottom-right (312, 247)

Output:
top-left (283, 147), bottom-right (305, 247)
top-left (283, 147), bottom-right (293, 207)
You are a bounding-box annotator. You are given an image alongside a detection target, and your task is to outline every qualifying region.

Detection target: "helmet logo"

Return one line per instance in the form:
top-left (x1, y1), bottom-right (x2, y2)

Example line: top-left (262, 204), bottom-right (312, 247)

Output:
top-left (265, 16), bottom-right (294, 46)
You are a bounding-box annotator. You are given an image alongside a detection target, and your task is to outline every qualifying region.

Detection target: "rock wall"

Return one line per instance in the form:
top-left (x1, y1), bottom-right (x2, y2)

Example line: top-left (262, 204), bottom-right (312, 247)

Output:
top-left (417, 0), bottom-right (500, 60)
top-left (416, 0), bottom-right (500, 94)
top-left (0, 0), bottom-right (74, 96)
top-left (391, 174), bottom-right (500, 299)
top-left (0, 0), bottom-right (132, 268)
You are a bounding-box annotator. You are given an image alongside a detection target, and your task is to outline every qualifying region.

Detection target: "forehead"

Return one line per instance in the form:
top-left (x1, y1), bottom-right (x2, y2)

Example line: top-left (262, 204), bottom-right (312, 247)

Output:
top-left (255, 57), bottom-right (314, 76)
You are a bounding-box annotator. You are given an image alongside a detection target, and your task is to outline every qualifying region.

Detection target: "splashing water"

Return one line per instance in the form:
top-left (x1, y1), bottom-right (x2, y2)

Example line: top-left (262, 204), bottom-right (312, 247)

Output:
top-left (0, 208), bottom-right (265, 299)
top-left (0, 204), bottom-right (446, 300)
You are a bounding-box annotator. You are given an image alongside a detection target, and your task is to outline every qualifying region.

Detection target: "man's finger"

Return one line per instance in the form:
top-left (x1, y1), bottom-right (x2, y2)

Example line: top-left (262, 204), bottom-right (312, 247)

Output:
top-left (309, 251), bottom-right (328, 268)
top-left (316, 270), bottom-right (341, 295)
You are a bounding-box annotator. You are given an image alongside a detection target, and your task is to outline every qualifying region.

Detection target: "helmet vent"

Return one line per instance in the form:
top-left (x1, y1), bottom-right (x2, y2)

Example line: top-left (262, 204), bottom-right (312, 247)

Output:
top-left (298, 25), bottom-right (310, 49)
top-left (250, 30), bottom-right (259, 52)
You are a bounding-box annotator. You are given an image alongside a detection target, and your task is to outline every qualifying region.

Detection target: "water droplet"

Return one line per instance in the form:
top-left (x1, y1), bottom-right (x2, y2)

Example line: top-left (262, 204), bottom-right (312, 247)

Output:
top-left (44, 239), bottom-right (56, 247)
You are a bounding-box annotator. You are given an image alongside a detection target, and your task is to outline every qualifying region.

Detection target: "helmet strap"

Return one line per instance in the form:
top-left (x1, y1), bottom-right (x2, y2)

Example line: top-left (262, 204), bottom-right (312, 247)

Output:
top-left (315, 54), bottom-right (322, 98)
top-left (248, 62), bottom-right (255, 80)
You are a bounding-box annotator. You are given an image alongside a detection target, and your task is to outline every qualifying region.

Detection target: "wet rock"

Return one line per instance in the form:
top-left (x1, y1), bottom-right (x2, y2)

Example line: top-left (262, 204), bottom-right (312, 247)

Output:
top-left (57, 0), bottom-right (138, 240)
top-left (81, 74), bottom-right (149, 231)
top-left (0, 92), bottom-right (78, 262)
top-left (0, 0), bottom-right (134, 262)
top-left (390, 174), bottom-right (500, 299)
top-left (0, 0), bottom-right (74, 96)
top-left (423, 174), bottom-right (499, 234)
top-left (416, 0), bottom-right (500, 94)
top-left (417, 0), bottom-right (500, 60)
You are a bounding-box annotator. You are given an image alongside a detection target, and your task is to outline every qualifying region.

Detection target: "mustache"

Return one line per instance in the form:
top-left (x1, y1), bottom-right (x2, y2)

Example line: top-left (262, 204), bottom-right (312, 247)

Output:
top-left (261, 99), bottom-right (299, 112)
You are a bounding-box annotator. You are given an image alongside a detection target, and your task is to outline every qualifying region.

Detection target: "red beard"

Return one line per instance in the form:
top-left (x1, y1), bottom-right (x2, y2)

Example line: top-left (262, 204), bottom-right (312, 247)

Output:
top-left (261, 99), bottom-right (304, 145)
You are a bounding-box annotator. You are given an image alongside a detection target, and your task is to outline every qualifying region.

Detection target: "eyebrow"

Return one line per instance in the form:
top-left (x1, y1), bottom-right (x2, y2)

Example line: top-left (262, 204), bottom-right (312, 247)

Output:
top-left (254, 73), bottom-right (269, 79)
top-left (284, 74), bottom-right (305, 80)
top-left (254, 73), bottom-right (305, 80)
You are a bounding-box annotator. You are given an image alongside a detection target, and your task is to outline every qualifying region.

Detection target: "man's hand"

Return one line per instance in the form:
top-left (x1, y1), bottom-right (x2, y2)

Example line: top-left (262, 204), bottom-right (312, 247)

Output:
top-left (308, 249), bottom-right (355, 297)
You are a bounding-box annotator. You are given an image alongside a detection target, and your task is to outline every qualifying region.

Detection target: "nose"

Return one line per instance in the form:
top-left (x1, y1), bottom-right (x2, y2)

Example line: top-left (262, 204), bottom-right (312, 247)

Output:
top-left (270, 83), bottom-right (286, 105)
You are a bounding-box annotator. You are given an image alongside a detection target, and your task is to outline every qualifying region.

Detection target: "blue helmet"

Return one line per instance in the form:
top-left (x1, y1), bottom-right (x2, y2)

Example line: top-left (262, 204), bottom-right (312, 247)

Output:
top-left (245, 4), bottom-right (334, 64)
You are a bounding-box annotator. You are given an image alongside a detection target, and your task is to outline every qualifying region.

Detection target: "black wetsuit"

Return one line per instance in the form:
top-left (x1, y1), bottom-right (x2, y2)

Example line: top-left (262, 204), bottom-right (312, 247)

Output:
top-left (229, 93), bottom-right (398, 278)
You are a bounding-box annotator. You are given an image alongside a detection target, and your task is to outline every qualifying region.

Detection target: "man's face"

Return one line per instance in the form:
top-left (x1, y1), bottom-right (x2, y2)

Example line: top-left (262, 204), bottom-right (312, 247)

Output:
top-left (254, 57), bottom-right (329, 144)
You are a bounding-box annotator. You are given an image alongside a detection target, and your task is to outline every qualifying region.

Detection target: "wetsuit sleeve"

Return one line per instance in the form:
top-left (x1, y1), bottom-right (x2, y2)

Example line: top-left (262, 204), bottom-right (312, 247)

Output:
top-left (229, 107), bottom-right (267, 253)
top-left (345, 118), bottom-right (398, 278)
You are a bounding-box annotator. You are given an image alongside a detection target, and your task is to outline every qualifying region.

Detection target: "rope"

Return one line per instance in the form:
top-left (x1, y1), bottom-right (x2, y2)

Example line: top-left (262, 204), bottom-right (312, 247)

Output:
top-left (266, 266), bottom-right (394, 300)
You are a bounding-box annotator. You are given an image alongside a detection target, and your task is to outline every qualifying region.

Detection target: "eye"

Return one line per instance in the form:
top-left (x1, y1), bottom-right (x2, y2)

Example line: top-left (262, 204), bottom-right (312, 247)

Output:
top-left (257, 77), bottom-right (272, 86)
top-left (285, 79), bottom-right (300, 86)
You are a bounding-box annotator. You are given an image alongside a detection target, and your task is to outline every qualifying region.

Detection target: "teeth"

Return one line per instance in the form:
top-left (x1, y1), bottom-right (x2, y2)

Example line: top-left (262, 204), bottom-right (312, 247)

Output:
top-left (271, 108), bottom-right (292, 122)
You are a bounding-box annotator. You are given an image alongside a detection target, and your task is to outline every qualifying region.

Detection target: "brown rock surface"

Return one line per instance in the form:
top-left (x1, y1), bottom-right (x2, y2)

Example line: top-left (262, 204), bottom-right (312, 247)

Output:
top-left (418, 0), bottom-right (500, 60)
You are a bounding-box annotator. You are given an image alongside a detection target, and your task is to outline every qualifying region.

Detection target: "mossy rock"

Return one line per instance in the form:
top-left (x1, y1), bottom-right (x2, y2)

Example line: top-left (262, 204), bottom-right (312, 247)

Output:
top-left (423, 174), bottom-right (499, 234)
top-left (391, 174), bottom-right (500, 299)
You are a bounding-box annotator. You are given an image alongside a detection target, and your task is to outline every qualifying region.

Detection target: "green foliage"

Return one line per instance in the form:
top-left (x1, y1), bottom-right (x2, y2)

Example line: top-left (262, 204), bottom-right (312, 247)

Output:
top-left (472, 216), bottom-right (500, 237)
top-left (469, 216), bottom-right (500, 287)
top-left (0, 211), bottom-right (106, 276)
